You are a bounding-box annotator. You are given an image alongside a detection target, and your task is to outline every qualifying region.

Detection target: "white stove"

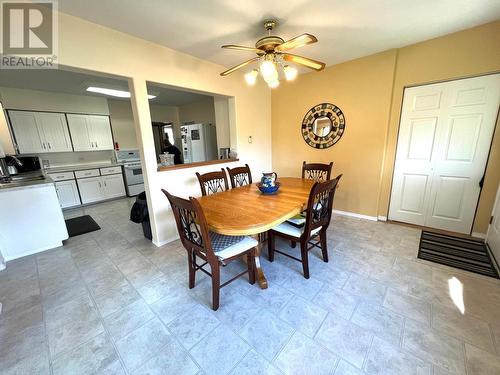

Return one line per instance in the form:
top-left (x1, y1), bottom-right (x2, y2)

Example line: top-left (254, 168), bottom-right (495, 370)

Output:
top-left (116, 150), bottom-right (144, 196)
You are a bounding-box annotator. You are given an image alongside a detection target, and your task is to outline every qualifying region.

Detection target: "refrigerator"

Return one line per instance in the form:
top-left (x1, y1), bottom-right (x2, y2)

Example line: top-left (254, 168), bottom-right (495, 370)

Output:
top-left (181, 123), bottom-right (217, 163)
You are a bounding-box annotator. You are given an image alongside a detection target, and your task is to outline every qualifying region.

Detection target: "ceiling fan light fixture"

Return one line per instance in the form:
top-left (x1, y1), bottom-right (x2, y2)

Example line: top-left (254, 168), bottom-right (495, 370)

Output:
top-left (268, 79), bottom-right (280, 89)
top-left (283, 65), bottom-right (298, 81)
top-left (244, 69), bottom-right (259, 86)
top-left (260, 59), bottom-right (277, 81)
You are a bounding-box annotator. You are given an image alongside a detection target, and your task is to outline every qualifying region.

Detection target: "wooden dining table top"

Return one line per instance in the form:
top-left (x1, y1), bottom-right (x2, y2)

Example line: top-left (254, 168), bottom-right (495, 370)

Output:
top-left (198, 177), bottom-right (315, 236)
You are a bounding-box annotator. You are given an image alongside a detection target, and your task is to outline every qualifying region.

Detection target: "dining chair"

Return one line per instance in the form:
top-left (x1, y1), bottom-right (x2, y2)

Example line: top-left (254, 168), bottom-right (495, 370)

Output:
top-left (226, 164), bottom-right (252, 188)
top-left (162, 189), bottom-right (257, 310)
top-left (302, 161), bottom-right (333, 182)
top-left (267, 175), bottom-right (342, 279)
top-left (196, 169), bottom-right (229, 196)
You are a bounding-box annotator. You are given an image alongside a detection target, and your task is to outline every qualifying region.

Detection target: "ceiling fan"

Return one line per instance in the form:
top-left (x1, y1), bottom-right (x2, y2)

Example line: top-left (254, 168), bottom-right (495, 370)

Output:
top-left (220, 20), bottom-right (325, 88)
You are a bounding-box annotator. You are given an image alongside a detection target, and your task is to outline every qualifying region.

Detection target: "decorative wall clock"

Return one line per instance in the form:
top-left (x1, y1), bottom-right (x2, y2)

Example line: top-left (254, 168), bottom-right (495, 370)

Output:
top-left (301, 103), bottom-right (345, 149)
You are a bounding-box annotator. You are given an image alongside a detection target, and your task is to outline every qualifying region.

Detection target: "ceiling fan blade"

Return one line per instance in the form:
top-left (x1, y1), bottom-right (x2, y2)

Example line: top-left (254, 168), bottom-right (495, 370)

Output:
top-left (282, 53), bottom-right (325, 71)
top-left (220, 57), bottom-right (260, 76)
top-left (222, 44), bottom-right (263, 53)
top-left (275, 33), bottom-right (318, 52)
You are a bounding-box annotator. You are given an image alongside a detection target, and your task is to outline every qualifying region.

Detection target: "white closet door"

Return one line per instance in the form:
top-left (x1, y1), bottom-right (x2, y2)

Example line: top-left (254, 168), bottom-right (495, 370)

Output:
top-left (9, 111), bottom-right (45, 154)
top-left (487, 185), bottom-right (500, 263)
top-left (389, 74), bottom-right (500, 234)
top-left (36, 112), bottom-right (72, 152)
top-left (88, 115), bottom-right (113, 150)
top-left (67, 114), bottom-right (93, 151)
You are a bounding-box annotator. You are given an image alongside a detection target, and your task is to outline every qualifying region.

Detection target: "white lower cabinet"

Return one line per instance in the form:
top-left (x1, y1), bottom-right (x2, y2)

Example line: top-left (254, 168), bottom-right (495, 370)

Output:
top-left (77, 173), bottom-right (125, 204)
top-left (77, 176), bottom-right (103, 204)
top-left (101, 174), bottom-right (126, 198)
top-left (55, 180), bottom-right (81, 208)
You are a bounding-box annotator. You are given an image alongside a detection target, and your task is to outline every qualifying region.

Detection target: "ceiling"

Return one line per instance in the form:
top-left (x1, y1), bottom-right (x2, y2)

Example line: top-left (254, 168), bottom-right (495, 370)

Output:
top-left (0, 69), bottom-right (212, 106)
top-left (59, 0), bottom-right (500, 72)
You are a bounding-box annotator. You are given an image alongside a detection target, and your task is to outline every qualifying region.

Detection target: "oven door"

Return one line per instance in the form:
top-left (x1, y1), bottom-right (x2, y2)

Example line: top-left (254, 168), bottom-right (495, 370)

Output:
top-left (123, 165), bottom-right (143, 185)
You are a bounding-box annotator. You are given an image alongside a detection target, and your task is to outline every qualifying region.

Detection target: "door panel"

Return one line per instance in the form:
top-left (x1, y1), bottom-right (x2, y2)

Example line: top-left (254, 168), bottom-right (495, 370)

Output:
top-left (55, 180), bottom-right (80, 208)
top-left (412, 91), bottom-right (442, 111)
top-left (88, 115), bottom-right (113, 150)
top-left (400, 174), bottom-right (429, 214)
top-left (389, 74), bottom-right (500, 233)
top-left (444, 115), bottom-right (481, 162)
top-left (36, 112), bottom-right (72, 153)
top-left (8, 111), bottom-right (45, 153)
top-left (67, 114), bottom-right (93, 151)
top-left (101, 174), bottom-right (125, 199)
top-left (77, 177), bottom-right (103, 204)
top-left (430, 176), bottom-right (467, 219)
top-left (407, 118), bottom-right (437, 160)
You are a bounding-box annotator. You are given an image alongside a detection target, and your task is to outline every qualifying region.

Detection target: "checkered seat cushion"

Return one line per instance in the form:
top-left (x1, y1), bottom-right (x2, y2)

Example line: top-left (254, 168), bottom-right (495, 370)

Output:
top-left (209, 232), bottom-right (258, 261)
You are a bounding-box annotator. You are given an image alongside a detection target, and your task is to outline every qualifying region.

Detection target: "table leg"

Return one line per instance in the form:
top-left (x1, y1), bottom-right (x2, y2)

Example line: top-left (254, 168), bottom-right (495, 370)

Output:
top-left (253, 234), bottom-right (268, 289)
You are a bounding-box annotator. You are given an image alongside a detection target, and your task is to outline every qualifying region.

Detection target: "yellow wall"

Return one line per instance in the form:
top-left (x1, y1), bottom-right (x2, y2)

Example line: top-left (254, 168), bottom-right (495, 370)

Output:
top-left (272, 21), bottom-right (500, 233)
top-left (272, 50), bottom-right (397, 217)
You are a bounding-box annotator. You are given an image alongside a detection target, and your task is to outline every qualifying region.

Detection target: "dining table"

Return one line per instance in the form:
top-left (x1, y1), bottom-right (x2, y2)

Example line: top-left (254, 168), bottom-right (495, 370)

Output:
top-left (198, 177), bottom-right (315, 289)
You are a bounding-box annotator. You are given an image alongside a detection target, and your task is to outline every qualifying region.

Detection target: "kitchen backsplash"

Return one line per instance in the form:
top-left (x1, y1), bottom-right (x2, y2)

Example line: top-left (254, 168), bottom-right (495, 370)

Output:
top-left (32, 150), bottom-right (115, 169)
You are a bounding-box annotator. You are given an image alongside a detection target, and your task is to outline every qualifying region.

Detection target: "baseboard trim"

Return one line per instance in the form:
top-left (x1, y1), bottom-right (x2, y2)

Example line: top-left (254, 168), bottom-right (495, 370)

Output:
top-left (153, 234), bottom-right (180, 247)
top-left (332, 209), bottom-right (378, 222)
top-left (377, 216), bottom-right (387, 222)
top-left (3, 241), bottom-right (63, 262)
top-left (472, 232), bottom-right (486, 239)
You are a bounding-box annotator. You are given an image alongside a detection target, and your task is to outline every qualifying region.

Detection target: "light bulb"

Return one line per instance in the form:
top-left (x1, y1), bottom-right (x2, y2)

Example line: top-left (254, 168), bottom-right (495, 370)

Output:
top-left (268, 79), bottom-right (280, 89)
top-left (283, 65), bottom-right (298, 81)
top-left (260, 60), bottom-right (277, 82)
top-left (244, 69), bottom-right (258, 86)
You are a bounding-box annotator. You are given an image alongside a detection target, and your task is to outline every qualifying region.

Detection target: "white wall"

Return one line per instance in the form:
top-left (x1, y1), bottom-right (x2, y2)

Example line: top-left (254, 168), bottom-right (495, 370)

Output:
top-left (0, 87), bottom-right (110, 114)
top-left (214, 96), bottom-right (230, 149)
top-left (178, 97), bottom-right (215, 125)
top-left (157, 160), bottom-right (246, 242)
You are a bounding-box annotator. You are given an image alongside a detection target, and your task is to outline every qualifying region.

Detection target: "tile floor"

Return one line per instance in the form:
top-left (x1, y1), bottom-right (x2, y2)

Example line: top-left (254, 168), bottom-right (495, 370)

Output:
top-left (2, 197), bottom-right (500, 374)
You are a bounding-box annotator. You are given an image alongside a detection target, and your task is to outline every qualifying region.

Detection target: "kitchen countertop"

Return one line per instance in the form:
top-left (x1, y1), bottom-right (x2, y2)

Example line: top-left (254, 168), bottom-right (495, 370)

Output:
top-left (0, 174), bottom-right (54, 191)
top-left (45, 162), bottom-right (123, 173)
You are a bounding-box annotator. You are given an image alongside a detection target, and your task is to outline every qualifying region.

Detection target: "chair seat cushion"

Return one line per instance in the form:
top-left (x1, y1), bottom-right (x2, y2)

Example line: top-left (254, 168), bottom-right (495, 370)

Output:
top-left (209, 232), bottom-right (258, 260)
top-left (272, 221), bottom-right (322, 239)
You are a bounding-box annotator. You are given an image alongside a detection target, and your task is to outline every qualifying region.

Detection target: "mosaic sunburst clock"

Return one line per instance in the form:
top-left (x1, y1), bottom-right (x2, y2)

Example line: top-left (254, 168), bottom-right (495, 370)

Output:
top-left (301, 103), bottom-right (346, 149)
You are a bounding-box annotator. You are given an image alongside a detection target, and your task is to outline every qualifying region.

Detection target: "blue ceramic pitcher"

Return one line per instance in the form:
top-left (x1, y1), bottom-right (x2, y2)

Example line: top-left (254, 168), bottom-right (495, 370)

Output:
top-left (261, 172), bottom-right (278, 188)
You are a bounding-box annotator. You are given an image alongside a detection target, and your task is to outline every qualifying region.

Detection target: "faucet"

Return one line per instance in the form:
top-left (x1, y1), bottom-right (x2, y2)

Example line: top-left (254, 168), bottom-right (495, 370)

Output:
top-left (7, 155), bottom-right (23, 167)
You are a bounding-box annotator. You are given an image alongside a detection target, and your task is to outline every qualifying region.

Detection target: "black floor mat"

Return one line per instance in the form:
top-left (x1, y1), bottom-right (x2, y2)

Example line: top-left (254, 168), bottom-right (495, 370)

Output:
top-left (65, 215), bottom-right (101, 237)
top-left (418, 231), bottom-right (499, 279)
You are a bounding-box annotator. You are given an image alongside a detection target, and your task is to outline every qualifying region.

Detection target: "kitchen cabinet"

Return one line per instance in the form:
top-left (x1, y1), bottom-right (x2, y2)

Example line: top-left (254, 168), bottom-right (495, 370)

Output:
top-left (9, 111), bottom-right (72, 154)
top-left (77, 176), bottom-right (103, 204)
top-left (67, 114), bottom-right (113, 151)
top-left (77, 171), bottom-right (125, 204)
top-left (101, 173), bottom-right (126, 198)
top-left (55, 180), bottom-right (81, 208)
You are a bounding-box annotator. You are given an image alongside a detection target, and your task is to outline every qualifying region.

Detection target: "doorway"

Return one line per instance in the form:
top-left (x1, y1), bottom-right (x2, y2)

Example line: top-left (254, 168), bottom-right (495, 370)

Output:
top-left (389, 74), bottom-right (500, 234)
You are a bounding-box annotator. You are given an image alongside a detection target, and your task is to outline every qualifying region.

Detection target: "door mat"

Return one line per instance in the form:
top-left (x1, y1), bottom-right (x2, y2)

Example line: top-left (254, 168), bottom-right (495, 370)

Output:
top-left (418, 231), bottom-right (499, 279)
top-left (65, 215), bottom-right (101, 237)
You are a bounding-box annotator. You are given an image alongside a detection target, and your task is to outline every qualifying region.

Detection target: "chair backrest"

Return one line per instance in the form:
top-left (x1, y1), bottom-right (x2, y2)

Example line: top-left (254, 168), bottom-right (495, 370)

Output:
top-left (302, 161), bottom-right (333, 182)
top-left (226, 164), bottom-right (252, 188)
top-left (302, 174), bottom-right (342, 238)
top-left (196, 169), bottom-right (229, 196)
top-left (161, 189), bottom-right (216, 262)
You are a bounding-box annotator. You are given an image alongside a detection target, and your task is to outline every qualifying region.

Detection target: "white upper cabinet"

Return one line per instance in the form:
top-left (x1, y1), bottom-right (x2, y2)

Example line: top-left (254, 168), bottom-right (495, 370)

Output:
top-left (9, 111), bottom-right (44, 154)
top-left (66, 114), bottom-right (93, 151)
top-left (89, 115), bottom-right (114, 150)
top-left (9, 111), bottom-right (72, 154)
top-left (36, 112), bottom-right (73, 152)
top-left (67, 114), bottom-right (113, 151)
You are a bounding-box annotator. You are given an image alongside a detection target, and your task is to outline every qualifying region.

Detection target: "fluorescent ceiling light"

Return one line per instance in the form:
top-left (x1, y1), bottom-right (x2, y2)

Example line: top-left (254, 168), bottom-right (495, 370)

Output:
top-left (86, 86), bottom-right (156, 99)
